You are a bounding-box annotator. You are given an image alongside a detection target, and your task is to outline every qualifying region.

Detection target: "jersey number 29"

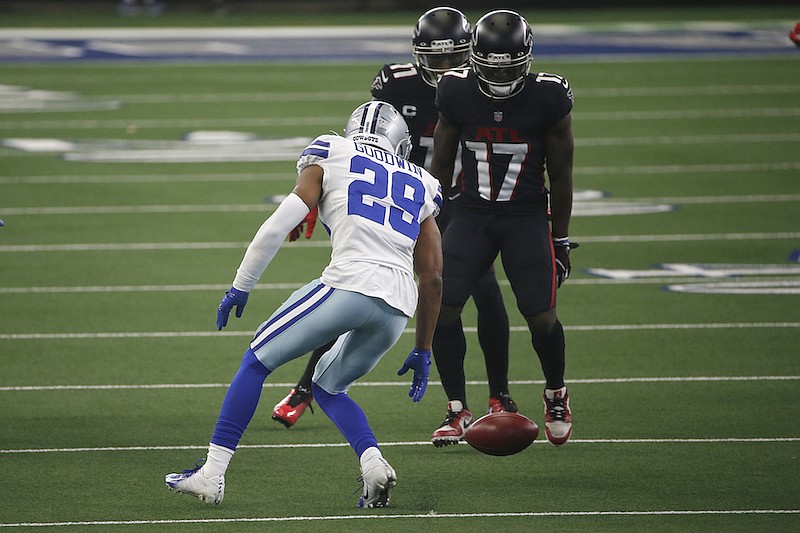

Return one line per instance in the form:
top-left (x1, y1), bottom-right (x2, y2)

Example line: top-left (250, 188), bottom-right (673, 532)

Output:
top-left (347, 155), bottom-right (425, 240)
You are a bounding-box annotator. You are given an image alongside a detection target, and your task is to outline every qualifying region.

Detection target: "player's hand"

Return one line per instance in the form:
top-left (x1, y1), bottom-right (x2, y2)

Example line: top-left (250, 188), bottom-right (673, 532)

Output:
top-left (288, 205), bottom-right (318, 242)
top-left (217, 286), bottom-right (249, 330)
top-left (553, 239), bottom-right (579, 288)
top-left (397, 349), bottom-right (431, 402)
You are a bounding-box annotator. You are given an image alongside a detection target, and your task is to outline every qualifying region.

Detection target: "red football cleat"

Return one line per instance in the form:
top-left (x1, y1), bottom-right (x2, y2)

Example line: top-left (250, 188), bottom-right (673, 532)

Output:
top-left (487, 392), bottom-right (519, 414)
top-left (431, 400), bottom-right (473, 447)
top-left (790, 23), bottom-right (800, 48)
top-left (543, 386), bottom-right (572, 446)
top-left (272, 386), bottom-right (314, 428)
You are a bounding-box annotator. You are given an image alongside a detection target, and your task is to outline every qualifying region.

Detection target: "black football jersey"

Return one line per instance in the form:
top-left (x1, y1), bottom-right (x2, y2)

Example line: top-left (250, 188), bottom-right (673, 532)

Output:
top-left (371, 63), bottom-right (438, 169)
top-left (436, 69), bottom-right (574, 212)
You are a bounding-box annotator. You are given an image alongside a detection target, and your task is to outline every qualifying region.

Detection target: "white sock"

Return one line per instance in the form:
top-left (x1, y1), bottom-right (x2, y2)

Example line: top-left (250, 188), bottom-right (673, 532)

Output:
top-left (200, 443), bottom-right (234, 478)
top-left (359, 446), bottom-right (382, 470)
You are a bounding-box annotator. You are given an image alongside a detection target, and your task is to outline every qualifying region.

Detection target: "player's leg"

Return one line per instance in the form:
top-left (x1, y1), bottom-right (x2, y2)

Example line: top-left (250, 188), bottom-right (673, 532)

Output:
top-left (432, 208), bottom-right (498, 446)
top-left (271, 339), bottom-right (336, 428)
top-left (498, 213), bottom-right (572, 446)
top-left (166, 281), bottom-right (373, 504)
top-left (470, 265), bottom-right (514, 413)
top-left (165, 347), bottom-right (267, 504)
top-left (311, 295), bottom-right (407, 508)
top-left (528, 309), bottom-right (571, 446)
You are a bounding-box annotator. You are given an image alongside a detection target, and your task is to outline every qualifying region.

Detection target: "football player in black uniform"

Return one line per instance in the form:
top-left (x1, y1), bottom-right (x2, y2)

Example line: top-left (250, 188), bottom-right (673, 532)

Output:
top-left (429, 10), bottom-right (576, 447)
top-left (375, 7), bottom-right (516, 438)
top-left (271, 7), bottom-right (514, 431)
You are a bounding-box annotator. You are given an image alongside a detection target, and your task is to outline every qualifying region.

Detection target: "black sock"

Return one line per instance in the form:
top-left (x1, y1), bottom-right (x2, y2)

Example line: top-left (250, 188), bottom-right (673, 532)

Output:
top-left (472, 271), bottom-right (510, 397)
top-left (531, 320), bottom-right (566, 390)
top-left (297, 339), bottom-right (336, 391)
top-left (432, 318), bottom-right (468, 410)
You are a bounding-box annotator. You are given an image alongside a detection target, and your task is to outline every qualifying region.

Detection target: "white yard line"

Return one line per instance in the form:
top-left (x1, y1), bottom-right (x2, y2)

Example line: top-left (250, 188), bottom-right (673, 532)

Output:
top-left (93, 85), bottom-right (800, 103)
top-left (1, 232), bottom-right (799, 253)
top-left (1, 508), bottom-right (797, 528)
top-left (2, 107), bottom-right (798, 130)
top-left (1, 323), bottom-right (797, 341)
top-left (0, 172), bottom-right (288, 184)
top-left (3, 193), bottom-right (799, 216)
top-left (2, 375), bottom-right (797, 392)
top-left (3, 276), bottom-right (797, 293)
top-left (1, 162), bottom-right (797, 184)
top-left (2, 437), bottom-right (799, 455)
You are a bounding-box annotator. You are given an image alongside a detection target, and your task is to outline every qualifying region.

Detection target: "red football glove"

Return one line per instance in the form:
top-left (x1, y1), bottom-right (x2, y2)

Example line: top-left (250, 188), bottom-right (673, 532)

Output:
top-left (288, 205), bottom-right (318, 242)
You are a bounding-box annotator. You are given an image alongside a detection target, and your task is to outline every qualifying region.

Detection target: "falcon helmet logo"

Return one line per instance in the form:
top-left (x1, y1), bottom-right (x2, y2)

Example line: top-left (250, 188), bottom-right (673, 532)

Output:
top-left (430, 38), bottom-right (456, 53)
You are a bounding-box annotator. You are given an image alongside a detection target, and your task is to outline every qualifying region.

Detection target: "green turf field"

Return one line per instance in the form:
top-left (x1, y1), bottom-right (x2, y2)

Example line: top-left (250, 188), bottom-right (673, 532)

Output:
top-left (1, 6), bottom-right (799, 532)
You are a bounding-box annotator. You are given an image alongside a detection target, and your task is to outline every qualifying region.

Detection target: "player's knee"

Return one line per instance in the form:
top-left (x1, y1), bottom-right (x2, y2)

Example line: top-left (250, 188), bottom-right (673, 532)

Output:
top-left (525, 309), bottom-right (558, 336)
top-left (242, 348), bottom-right (271, 377)
top-left (437, 304), bottom-right (463, 327)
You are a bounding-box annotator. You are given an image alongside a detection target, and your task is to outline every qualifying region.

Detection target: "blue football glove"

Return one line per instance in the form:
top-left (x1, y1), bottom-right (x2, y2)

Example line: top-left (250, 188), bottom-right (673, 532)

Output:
top-left (397, 349), bottom-right (431, 402)
top-left (217, 286), bottom-right (249, 330)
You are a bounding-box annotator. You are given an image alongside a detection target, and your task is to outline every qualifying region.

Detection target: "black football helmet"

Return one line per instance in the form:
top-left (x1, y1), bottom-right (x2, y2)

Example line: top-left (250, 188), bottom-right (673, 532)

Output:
top-left (470, 10), bottom-right (534, 99)
top-left (412, 7), bottom-right (472, 87)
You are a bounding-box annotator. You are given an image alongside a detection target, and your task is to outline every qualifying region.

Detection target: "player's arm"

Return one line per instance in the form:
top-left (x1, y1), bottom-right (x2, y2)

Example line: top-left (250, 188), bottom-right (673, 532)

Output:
top-left (545, 112), bottom-right (574, 240)
top-left (429, 112), bottom-right (460, 196)
top-left (545, 112), bottom-right (576, 287)
top-left (397, 215), bottom-right (442, 402)
top-left (217, 166), bottom-right (322, 330)
top-left (412, 215), bottom-right (443, 351)
top-left (233, 165), bottom-right (321, 289)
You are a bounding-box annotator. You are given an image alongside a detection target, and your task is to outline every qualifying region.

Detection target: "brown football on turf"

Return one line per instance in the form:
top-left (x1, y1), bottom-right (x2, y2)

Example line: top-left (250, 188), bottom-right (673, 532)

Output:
top-left (465, 412), bottom-right (539, 456)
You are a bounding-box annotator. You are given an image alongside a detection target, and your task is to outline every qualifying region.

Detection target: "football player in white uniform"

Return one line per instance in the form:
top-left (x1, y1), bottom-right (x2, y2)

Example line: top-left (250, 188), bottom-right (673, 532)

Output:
top-left (165, 101), bottom-right (443, 509)
top-left (274, 7), bottom-right (514, 437)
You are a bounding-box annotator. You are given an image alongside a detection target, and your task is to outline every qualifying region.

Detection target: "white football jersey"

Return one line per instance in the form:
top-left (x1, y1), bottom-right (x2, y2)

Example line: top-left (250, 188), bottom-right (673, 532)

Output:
top-left (297, 135), bottom-right (442, 317)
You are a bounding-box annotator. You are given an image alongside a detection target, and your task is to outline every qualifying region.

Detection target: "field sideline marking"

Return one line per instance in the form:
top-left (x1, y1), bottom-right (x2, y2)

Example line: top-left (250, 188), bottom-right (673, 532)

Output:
top-left (1, 323), bottom-right (798, 341)
top-left (3, 193), bottom-right (799, 217)
top-left (3, 438), bottom-right (799, 455)
top-left (2, 375), bottom-right (797, 392)
top-left (1, 232), bottom-right (799, 253)
top-left (1, 508), bottom-right (797, 528)
top-left (1, 162), bottom-right (797, 184)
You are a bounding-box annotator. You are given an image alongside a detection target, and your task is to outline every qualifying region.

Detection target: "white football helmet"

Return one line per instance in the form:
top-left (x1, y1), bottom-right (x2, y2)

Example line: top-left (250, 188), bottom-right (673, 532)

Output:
top-left (345, 101), bottom-right (412, 160)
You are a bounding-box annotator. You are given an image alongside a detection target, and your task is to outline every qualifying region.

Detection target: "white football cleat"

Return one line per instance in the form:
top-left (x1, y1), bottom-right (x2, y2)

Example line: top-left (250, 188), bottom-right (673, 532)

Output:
top-left (358, 450), bottom-right (397, 508)
top-left (165, 461), bottom-right (225, 505)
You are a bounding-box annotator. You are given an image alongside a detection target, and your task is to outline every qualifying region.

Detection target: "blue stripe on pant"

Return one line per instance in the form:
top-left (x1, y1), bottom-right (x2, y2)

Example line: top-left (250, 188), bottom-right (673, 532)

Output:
top-left (211, 279), bottom-right (408, 454)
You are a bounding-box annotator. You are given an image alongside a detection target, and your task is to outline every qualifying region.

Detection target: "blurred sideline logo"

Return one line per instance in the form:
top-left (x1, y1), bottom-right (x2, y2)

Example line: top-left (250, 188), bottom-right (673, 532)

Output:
top-left (587, 263), bottom-right (800, 295)
top-left (0, 85), bottom-right (120, 112)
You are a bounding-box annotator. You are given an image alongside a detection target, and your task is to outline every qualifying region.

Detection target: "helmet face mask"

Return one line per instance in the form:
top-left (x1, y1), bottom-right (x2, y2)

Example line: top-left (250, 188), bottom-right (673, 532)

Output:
top-left (344, 101), bottom-right (412, 160)
top-left (412, 7), bottom-right (471, 87)
top-left (470, 10), bottom-right (534, 99)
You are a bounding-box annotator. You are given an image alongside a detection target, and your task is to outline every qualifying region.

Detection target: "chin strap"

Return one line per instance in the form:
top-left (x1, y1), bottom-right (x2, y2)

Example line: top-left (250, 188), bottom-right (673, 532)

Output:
top-left (480, 79), bottom-right (524, 99)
